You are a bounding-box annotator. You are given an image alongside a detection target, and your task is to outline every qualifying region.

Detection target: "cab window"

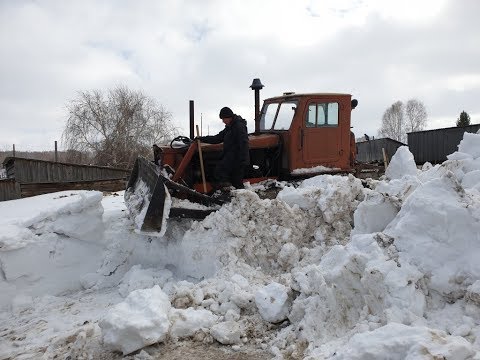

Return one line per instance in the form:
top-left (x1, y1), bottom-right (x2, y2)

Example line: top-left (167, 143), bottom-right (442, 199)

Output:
top-left (260, 103), bottom-right (277, 130)
top-left (305, 102), bottom-right (339, 127)
top-left (274, 102), bottom-right (297, 130)
top-left (260, 101), bottom-right (297, 130)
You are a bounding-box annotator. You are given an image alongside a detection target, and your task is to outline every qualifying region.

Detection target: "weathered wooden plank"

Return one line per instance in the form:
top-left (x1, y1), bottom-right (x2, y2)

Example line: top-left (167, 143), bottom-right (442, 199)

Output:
top-left (19, 179), bottom-right (127, 198)
top-left (356, 138), bottom-right (405, 163)
top-left (0, 179), bottom-right (21, 201)
top-left (1, 157), bottom-right (130, 183)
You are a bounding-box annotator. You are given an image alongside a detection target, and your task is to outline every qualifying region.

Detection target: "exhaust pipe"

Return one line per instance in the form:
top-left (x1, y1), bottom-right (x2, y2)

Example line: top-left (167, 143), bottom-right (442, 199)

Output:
top-left (250, 78), bottom-right (264, 133)
top-left (189, 100), bottom-right (195, 140)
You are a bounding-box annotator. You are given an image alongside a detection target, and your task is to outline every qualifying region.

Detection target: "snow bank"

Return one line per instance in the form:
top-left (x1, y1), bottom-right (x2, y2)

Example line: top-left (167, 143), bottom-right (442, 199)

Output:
top-left (0, 191), bottom-right (105, 309)
top-left (334, 323), bottom-right (474, 359)
top-left (164, 175), bottom-right (364, 280)
top-left (97, 133), bottom-right (479, 357)
top-left (385, 172), bottom-right (480, 297)
top-left (3, 130), bottom-right (480, 359)
top-left (0, 190), bottom-right (104, 250)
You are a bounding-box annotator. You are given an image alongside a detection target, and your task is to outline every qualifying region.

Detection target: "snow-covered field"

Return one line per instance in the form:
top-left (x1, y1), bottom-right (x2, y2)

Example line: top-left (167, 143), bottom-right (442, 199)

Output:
top-left (1, 131), bottom-right (480, 359)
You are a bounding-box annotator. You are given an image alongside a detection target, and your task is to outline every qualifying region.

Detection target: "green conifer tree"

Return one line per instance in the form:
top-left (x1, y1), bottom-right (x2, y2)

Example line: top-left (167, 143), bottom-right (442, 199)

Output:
top-left (456, 111), bottom-right (471, 127)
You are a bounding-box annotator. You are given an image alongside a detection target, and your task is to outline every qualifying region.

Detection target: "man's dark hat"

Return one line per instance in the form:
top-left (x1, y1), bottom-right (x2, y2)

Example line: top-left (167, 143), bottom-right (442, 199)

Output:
top-left (219, 107), bottom-right (234, 119)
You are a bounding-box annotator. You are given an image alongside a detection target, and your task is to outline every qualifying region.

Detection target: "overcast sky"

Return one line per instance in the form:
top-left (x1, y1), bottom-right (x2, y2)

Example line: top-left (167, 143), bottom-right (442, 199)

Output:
top-left (1, 0), bottom-right (479, 151)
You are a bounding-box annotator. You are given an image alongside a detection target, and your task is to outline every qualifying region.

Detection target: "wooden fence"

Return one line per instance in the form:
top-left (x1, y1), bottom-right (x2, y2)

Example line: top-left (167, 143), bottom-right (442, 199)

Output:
top-left (1, 157), bottom-right (131, 201)
top-left (0, 179), bottom-right (21, 201)
top-left (356, 137), bottom-right (406, 163)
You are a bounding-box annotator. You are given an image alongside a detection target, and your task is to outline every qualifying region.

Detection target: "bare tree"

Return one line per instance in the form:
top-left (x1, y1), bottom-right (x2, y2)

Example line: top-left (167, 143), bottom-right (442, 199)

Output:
top-left (62, 86), bottom-right (178, 168)
top-left (378, 101), bottom-right (406, 143)
top-left (405, 99), bottom-right (427, 133)
top-left (379, 99), bottom-right (428, 143)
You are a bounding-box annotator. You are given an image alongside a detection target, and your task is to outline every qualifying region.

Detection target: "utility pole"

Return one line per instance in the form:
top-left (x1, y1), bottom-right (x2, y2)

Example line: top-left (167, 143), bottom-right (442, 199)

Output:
top-left (12, 144), bottom-right (15, 157)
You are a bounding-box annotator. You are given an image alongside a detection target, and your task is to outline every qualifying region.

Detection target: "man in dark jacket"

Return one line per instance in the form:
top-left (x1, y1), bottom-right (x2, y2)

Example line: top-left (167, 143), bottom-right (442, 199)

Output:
top-left (197, 107), bottom-right (250, 189)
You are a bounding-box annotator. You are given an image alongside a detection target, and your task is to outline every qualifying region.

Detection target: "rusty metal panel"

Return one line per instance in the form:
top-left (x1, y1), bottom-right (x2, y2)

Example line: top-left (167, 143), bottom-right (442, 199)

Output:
top-left (356, 138), bottom-right (405, 163)
top-left (408, 124), bottom-right (480, 164)
top-left (0, 179), bottom-right (21, 201)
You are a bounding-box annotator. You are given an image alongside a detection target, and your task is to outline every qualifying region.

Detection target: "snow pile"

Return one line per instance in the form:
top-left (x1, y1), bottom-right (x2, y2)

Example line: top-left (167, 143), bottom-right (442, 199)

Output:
top-left (446, 132), bottom-right (480, 191)
top-left (169, 307), bottom-right (218, 341)
top-left (210, 321), bottom-right (244, 345)
top-left (255, 282), bottom-right (291, 323)
top-left (117, 264), bottom-right (173, 297)
top-left (0, 191), bottom-right (105, 309)
top-left (384, 145), bottom-right (418, 180)
top-left (385, 173), bottom-right (480, 298)
top-left (1, 130), bottom-right (480, 359)
top-left (0, 190), bottom-right (104, 250)
top-left (174, 174), bottom-right (363, 279)
top-left (291, 165), bottom-right (340, 175)
top-left (100, 285), bottom-right (171, 355)
top-left (334, 323), bottom-right (474, 359)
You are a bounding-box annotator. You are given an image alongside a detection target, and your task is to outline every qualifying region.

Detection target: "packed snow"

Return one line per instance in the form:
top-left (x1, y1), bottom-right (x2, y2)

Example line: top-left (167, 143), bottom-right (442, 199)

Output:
top-left (291, 165), bottom-right (341, 175)
top-left (1, 132), bottom-right (480, 359)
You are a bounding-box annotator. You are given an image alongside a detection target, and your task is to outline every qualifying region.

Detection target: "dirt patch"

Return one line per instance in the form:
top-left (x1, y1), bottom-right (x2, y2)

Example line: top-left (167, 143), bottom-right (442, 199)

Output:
top-left (149, 342), bottom-right (271, 360)
top-left (94, 341), bottom-right (272, 360)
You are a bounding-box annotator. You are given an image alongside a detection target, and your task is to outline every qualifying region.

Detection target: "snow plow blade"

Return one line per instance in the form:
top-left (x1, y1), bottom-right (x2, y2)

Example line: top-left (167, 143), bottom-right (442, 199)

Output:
top-left (125, 157), bottom-right (223, 234)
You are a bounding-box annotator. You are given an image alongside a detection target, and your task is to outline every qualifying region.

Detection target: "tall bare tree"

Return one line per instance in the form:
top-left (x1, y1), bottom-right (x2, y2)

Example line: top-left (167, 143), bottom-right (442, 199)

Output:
top-left (62, 86), bottom-right (178, 168)
top-left (378, 101), bottom-right (406, 143)
top-left (379, 99), bottom-right (428, 143)
top-left (405, 99), bottom-right (427, 133)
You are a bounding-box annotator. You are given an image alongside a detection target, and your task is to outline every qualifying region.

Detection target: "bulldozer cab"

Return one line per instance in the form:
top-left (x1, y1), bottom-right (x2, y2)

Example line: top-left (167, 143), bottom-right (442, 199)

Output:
top-left (258, 93), bottom-right (354, 174)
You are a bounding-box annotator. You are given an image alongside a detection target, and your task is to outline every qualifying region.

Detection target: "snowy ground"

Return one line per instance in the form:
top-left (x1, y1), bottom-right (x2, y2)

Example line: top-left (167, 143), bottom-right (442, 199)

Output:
top-left (1, 131), bottom-right (480, 359)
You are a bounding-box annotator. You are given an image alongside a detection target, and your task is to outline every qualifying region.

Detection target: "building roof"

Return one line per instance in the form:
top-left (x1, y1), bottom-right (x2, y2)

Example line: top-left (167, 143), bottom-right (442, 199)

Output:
top-left (407, 123), bottom-right (480, 134)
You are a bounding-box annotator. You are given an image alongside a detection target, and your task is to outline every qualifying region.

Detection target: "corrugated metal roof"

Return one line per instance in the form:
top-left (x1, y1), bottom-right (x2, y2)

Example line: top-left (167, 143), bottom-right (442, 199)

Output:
top-left (407, 123), bottom-right (480, 134)
top-left (407, 124), bottom-right (480, 164)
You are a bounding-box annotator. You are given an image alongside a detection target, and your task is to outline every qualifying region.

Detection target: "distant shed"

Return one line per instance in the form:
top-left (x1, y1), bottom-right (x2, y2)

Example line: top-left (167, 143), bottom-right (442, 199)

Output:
top-left (356, 137), bottom-right (406, 163)
top-left (407, 124), bottom-right (480, 164)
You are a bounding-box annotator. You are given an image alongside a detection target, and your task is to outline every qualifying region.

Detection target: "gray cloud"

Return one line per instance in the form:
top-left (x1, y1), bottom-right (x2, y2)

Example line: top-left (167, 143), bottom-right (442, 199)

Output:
top-left (0, 0), bottom-right (478, 150)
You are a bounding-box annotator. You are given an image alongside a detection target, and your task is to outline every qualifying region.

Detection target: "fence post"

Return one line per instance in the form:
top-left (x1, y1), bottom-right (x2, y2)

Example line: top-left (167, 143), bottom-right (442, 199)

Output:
top-left (55, 141), bottom-right (58, 162)
top-left (382, 148), bottom-right (389, 168)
